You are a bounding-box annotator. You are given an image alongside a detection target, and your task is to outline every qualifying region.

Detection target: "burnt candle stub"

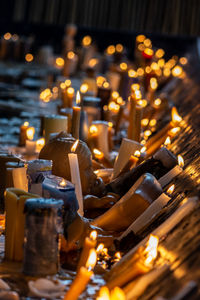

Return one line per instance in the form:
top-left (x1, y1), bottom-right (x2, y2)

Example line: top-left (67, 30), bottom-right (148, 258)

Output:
top-left (23, 198), bottom-right (63, 276)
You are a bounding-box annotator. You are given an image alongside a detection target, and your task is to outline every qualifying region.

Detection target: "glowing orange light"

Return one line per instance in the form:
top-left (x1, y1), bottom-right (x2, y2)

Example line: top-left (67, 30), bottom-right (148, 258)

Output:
top-left (128, 69), bottom-right (137, 78)
top-left (90, 230), bottom-right (97, 241)
top-left (85, 249), bottom-right (97, 269)
top-left (171, 107), bottom-right (182, 125)
top-left (143, 39), bottom-right (152, 48)
top-left (71, 139), bottom-right (79, 152)
top-left (144, 234), bottom-right (159, 266)
top-left (138, 43), bottom-right (145, 51)
top-left (172, 66), bottom-right (183, 77)
top-left (36, 138), bottom-right (45, 152)
top-left (26, 127), bottom-right (35, 140)
top-left (137, 99), bottom-right (147, 107)
top-left (117, 97), bottom-right (124, 105)
top-left (25, 53), bottom-right (34, 62)
top-left (120, 62), bottom-right (127, 71)
top-left (60, 82), bottom-right (66, 90)
top-left (96, 243), bottom-right (104, 254)
top-left (131, 83), bottom-right (140, 92)
top-left (116, 43), bottom-right (123, 53)
top-left (158, 58), bottom-right (165, 68)
top-left (98, 286), bottom-right (110, 300)
top-left (163, 68), bottom-right (171, 77)
top-left (59, 178), bottom-right (67, 187)
top-left (137, 67), bottom-right (144, 76)
top-left (93, 148), bottom-right (104, 159)
top-left (89, 58), bottom-right (98, 68)
top-left (56, 57), bottom-right (64, 67)
top-left (154, 98), bottom-right (162, 106)
top-left (110, 287), bottom-right (125, 300)
top-left (134, 150), bottom-right (141, 158)
top-left (52, 86), bottom-right (58, 93)
top-left (80, 83), bottom-right (88, 94)
top-left (135, 89), bottom-right (142, 100)
top-left (67, 51), bottom-right (75, 59)
top-left (65, 79), bottom-right (71, 87)
top-left (141, 118), bottom-right (149, 126)
top-left (136, 35), bottom-right (146, 43)
top-left (96, 76), bottom-right (106, 87)
top-left (145, 66), bottom-right (152, 73)
top-left (4, 32), bottom-right (11, 40)
top-left (178, 155), bottom-right (184, 167)
top-left (149, 119), bottom-right (157, 127)
top-left (179, 57), bottom-right (188, 65)
top-left (164, 136), bottom-right (171, 146)
top-left (114, 252), bottom-right (121, 260)
top-left (150, 77), bottom-right (158, 90)
top-left (108, 122), bottom-right (113, 128)
top-left (140, 146), bottom-right (146, 153)
top-left (155, 48), bottom-right (165, 58)
top-left (67, 87), bottom-right (74, 96)
top-left (144, 130), bottom-right (152, 138)
top-left (103, 81), bottom-right (110, 89)
top-left (112, 91), bottom-right (119, 99)
top-left (108, 101), bottom-right (120, 113)
top-left (167, 184), bottom-right (175, 195)
top-left (143, 48), bottom-right (153, 56)
top-left (23, 121), bottom-right (29, 127)
top-left (107, 45), bottom-right (115, 55)
top-left (89, 125), bottom-right (98, 134)
top-left (82, 35), bottom-right (92, 47)
top-left (151, 62), bottom-right (159, 71)
top-left (168, 127), bottom-right (181, 136)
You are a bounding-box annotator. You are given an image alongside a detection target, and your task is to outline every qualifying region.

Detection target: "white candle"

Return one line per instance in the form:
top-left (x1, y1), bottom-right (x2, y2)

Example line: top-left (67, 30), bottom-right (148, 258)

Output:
top-left (113, 138), bottom-right (142, 179)
top-left (125, 264), bottom-right (169, 300)
top-left (12, 167), bottom-right (28, 192)
top-left (112, 197), bottom-right (198, 273)
top-left (92, 121), bottom-right (110, 158)
top-left (25, 140), bottom-right (36, 156)
top-left (68, 140), bottom-right (83, 216)
top-left (159, 165), bottom-right (182, 188)
top-left (119, 193), bottom-right (171, 240)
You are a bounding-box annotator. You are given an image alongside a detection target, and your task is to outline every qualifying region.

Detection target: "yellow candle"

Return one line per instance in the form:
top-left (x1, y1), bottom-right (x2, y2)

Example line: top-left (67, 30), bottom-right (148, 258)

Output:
top-left (77, 230), bottom-right (97, 271)
top-left (127, 95), bottom-right (136, 140)
top-left (71, 91), bottom-right (81, 139)
top-left (133, 104), bottom-right (143, 142)
top-left (19, 121), bottom-right (29, 146)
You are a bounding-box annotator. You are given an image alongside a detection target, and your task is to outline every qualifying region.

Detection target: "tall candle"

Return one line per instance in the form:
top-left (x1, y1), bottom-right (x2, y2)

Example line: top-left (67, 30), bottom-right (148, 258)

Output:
top-left (128, 95), bottom-right (136, 140)
top-left (68, 140), bottom-right (83, 215)
top-left (71, 91), bottom-right (81, 139)
top-left (25, 140), bottom-right (36, 156)
top-left (92, 121), bottom-right (110, 158)
top-left (134, 104), bottom-right (143, 142)
top-left (77, 230), bottom-right (97, 271)
top-left (159, 155), bottom-right (184, 187)
top-left (19, 121), bottom-right (29, 146)
top-left (44, 115), bottom-right (68, 142)
top-left (12, 167), bottom-right (28, 192)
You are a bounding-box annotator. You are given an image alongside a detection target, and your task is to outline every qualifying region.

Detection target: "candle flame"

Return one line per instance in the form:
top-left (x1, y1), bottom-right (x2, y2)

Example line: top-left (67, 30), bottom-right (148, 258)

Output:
top-left (85, 249), bottom-right (97, 269)
top-left (71, 140), bottom-right (79, 152)
top-left (93, 148), bottom-right (104, 159)
top-left (141, 118), bottom-right (149, 127)
top-left (134, 89), bottom-right (142, 100)
top-left (172, 65), bottom-right (183, 77)
top-left (134, 150), bottom-right (141, 158)
top-left (131, 83), bottom-right (140, 92)
top-left (167, 184), bottom-right (175, 195)
top-left (137, 99), bottom-right (147, 107)
top-left (110, 287), bottom-right (126, 300)
top-left (103, 81), bottom-right (110, 89)
top-left (59, 179), bottom-right (67, 187)
top-left (150, 77), bottom-right (158, 90)
top-left (96, 243), bottom-right (104, 254)
top-left (76, 90), bottom-right (81, 105)
top-left (26, 127), bottom-right (35, 140)
top-left (80, 83), bottom-right (88, 94)
top-left (23, 121), bottom-right (29, 127)
top-left (144, 130), bottom-right (152, 138)
top-left (67, 87), bottom-right (74, 95)
top-left (108, 122), bottom-right (113, 128)
top-left (178, 155), bottom-right (184, 167)
top-left (171, 107), bottom-right (182, 124)
top-left (112, 91), bottom-right (119, 99)
top-left (154, 98), bottom-right (161, 106)
top-left (108, 101), bottom-right (120, 113)
top-left (140, 146), bottom-right (146, 153)
top-left (144, 234), bottom-right (159, 266)
top-left (82, 35), bottom-right (92, 47)
top-left (89, 125), bottom-right (98, 134)
top-left (65, 79), bottom-right (71, 87)
top-left (90, 230), bottom-right (97, 241)
top-left (168, 127), bottom-right (181, 136)
top-left (67, 51), bottom-right (75, 59)
top-left (149, 119), bottom-right (157, 127)
top-left (164, 136), bottom-right (171, 146)
top-left (55, 57), bottom-right (64, 67)
top-left (98, 286), bottom-right (110, 300)
top-left (36, 138), bottom-right (45, 152)
top-left (114, 252), bottom-right (121, 260)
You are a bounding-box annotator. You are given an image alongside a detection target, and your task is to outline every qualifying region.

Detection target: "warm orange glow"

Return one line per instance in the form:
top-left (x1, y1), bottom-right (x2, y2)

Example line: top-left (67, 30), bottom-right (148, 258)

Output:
top-left (143, 38), bottom-right (152, 48)
top-left (108, 122), bottom-right (113, 128)
top-left (171, 107), bottom-right (182, 125)
top-left (89, 125), bottom-right (98, 134)
top-left (82, 35), bottom-right (92, 47)
top-left (145, 66), bottom-right (152, 73)
top-left (103, 81), bottom-right (110, 89)
top-left (96, 76), bottom-right (106, 87)
top-left (117, 97), bottom-right (124, 105)
top-left (52, 86), bottom-right (58, 93)
top-left (4, 32), bottom-right (11, 40)
top-left (131, 83), bottom-right (140, 92)
top-left (136, 34), bottom-right (146, 43)
top-left (144, 130), bottom-right (152, 138)
top-left (56, 57), bottom-right (64, 67)
top-left (71, 139), bottom-right (79, 152)
top-left (137, 99), bottom-right (147, 107)
top-left (149, 119), bottom-right (157, 127)
top-left (143, 48), bottom-right (153, 56)
top-left (114, 252), bottom-right (121, 260)
top-left (167, 184), bottom-right (175, 195)
top-left (138, 43), bottom-right (145, 51)
top-left (168, 127), bottom-right (181, 136)
top-left (179, 57), bottom-right (188, 65)
top-left (23, 121), bottom-right (29, 127)
top-left (40, 88), bottom-right (52, 102)
top-left (137, 67), bottom-right (144, 76)
top-left (150, 77), bottom-right (158, 90)
top-left (120, 62), bottom-right (128, 71)
top-left (96, 243), bottom-right (104, 254)
top-left (155, 48), bottom-right (165, 58)
top-left (59, 178), bottom-right (67, 187)
top-left (67, 51), bottom-right (75, 59)
top-left (164, 136), bottom-right (171, 146)
top-left (158, 58), bottom-right (165, 68)
top-left (144, 234), bottom-right (159, 266)
top-left (65, 79), bottom-right (71, 87)
top-left (134, 150), bottom-right (141, 158)
top-left (172, 65), bottom-right (183, 77)
top-left (67, 87), bottom-right (74, 96)
top-left (60, 82), bottom-right (66, 90)
top-left (154, 98), bottom-right (162, 106)
top-left (90, 230), bottom-right (97, 241)
top-left (107, 45), bottom-right (115, 55)
top-left (178, 155), bottom-right (184, 167)
top-left (89, 58), bottom-right (98, 68)
top-left (141, 118), bottom-right (149, 126)
top-left (110, 287), bottom-right (126, 300)
top-left (80, 83), bottom-right (88, 94)
top-left (98, 286), bottom-right (110, 300)
top-left (116, 43), bottom-right (123, 53)
top-left (36, 138), bottom-right (45, 152)
top-left (163, 67), bottom-right (171, 77)
top-left (26, 127), bottom-right (35, 140)
top-left (135, 89), bottom-right (142, 100)
top-left (140, 146), bottom-right (147, 153)
top-left (128, 69), bottom-right (137, 78)
top-left (141, 139), bottom-right (146, 145)
top-left (85, 249), bottom-right (97, 269)
top-left (93, 148), bottom-right (104, 159)
top-left (108, 101), bottom-right (120, 113)
top-left (25, 53), bottom-right (34, 62)
top-left (151, 62), bottom-right (159, 71)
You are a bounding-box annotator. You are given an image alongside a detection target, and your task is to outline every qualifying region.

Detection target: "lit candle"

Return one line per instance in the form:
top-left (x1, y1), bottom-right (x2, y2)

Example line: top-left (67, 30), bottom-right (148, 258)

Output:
top-left (36, 138), bottom-right (45, 153)
top-left (159, 155), bottom-right (184, 187)
top-left (93, 149), bottom-right (112, 168)
top-left (117, 152), bottom-right (140, 178)
top-left (77, 230), bottom-right (97, 271)
top-left (133, 104), bottom-right (143, 142)
top-left (148, 77), bottom-right (158, 104)
top-left (19, 121), bottom-right (29, 146)
top-left (25, 140), bottom-right (36, 156)
top-left (127, 95), bottom-right (136, 140)
top-left (68, 140), bottom-right (83, 215)
top-left (64, 249), bottom-right (97, 300)
top-left (91, 121), bottom-right (110, 158)
top-left (71, 91), bottom-right (81, 139)
top-left (115, 103), bottom-right (125, 134)
top-left (119, 185), bottom-right (174, 240)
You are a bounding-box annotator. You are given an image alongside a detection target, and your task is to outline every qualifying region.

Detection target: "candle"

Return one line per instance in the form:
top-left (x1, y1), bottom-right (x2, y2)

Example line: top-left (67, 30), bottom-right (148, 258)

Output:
top-left (91, 121), bottom-right (110, 158)
top-left (68, 140), bottom-right (83, 215)
top-left (25, 140), bottom-right (36, 156)
top-left (93, 149), bottom-right (112, 168)
top-left (36, 138), bottom-right (45, 153)
top-left (148, 77), bottom-right (158, 104)
top-left (71, 91), bottom-right (81, 139)
top-left (119, 185), bottom-right (174, 240)
top-left (77, 230), bottom-right (97, 271)
top-left (44, 115), bottom-right (68, 143)
top-left (97, 286), bottom-right (125, 300)
top-left (115, 103), bottom-right (125, 134)
top-left (26, 126), bottom-right (35, 141)
top-left (117, 153), bottom-right (140, 178)
top-left (127, 95), bottom-right (136, 140)
top-left (134, 104), bottom-right (143, 142)
top-left (159, 155), bottom-right (184, 187)
top-left (113, 138), bottom-right (142, 179)
top-left (62, 87), bottom-right (74, 108)
top-left (12, 167), bottom-right (28, 191)
top-left (64, 249), bottom-right (97, 300)
top-left (5, 188), bottom-right (39, 261)
top-left (108, 122), bottom-right (114, 151)
top-left (19, 121), bottom-right (29, 146)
